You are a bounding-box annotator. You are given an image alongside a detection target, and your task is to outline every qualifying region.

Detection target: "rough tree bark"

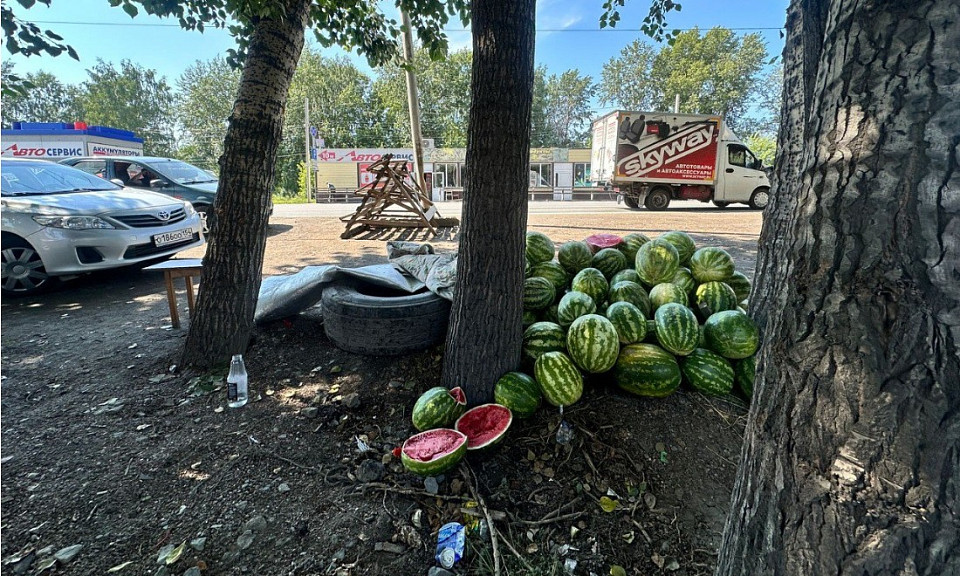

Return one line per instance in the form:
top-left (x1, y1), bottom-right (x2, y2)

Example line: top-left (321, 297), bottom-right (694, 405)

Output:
top-left (441, 0), bottom-right (536, 400)
top-left (718, 1), bottom-right (960, 575)
top-left (181, 0), bottom-right (311, 368)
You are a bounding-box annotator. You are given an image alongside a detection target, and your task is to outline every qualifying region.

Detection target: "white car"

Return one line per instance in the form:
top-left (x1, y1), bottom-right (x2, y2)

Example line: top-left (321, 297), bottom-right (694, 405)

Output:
top-left (1, 158), bottom-right (205, 295)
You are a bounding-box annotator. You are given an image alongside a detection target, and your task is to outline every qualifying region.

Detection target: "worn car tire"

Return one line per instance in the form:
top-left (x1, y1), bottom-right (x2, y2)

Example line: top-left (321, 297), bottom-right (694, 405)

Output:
top-left (321, 283), bottom-right (451, 356)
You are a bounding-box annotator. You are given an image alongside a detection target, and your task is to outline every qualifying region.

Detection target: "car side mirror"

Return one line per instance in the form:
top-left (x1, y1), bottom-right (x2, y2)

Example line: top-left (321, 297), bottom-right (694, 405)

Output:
top-left (109, 178), bottom-right (125, 187)
top-left (752, 159), bottom-right (763, 170)
top-left (149, 179), bottom-right (167, 189)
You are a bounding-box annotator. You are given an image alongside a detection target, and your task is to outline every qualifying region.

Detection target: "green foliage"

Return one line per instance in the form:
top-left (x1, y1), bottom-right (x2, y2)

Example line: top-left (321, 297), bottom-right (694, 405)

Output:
top-left (744, 133), bottom-right (777, 166)
top-left (176, 57), bottom-right (241, 171)
top-left (540, 69), bottom-right (597, 147)
top-left (1, 62), bottom-right (83, 126)
top-left (599, 41), bottom-right (658, 110)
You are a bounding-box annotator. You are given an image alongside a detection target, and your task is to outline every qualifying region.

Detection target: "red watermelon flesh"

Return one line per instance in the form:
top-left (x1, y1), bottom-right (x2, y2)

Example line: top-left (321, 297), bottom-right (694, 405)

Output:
top-left (449, 387), bottom-right (466, 404)
top-left (585, 234), bottom-right (623, 254)
top-left (403, 429), bottom-right (467, 461)
top-left (455, 403), bottom-right (513, 450)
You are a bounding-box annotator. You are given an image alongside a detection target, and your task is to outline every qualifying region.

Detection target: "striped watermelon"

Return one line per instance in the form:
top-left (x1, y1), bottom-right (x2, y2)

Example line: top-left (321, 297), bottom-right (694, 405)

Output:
top-left (591, 248), bottom-right (628, 280)
top-left (694, 281), bottom-right (738, 318)
top-left (608, 281), bottom-right (652, 317)
top-left (648, 282), bottom-right (689, 310)
top-left (455, 404), bottom-right (513, 450)
top-left (614, 343), bottom-right (681, 398)
top-left (703, 310), bottom-right (759, 359)
top-left (494, 372), bottom-right (542, 418)
top-left (659, 231), bottom-right (697, 264)
top-left (411, 386), bottom-right (468, 431)
top-left (524, 258), bottom-right (531, 277)
top-left (540, 303), bottom-right (561, 324)
top-left (635, 239), bottom-right (680, 286)
top-left (689, 247), bottom-right (735, 283)
top-left (529, 261), bottom-right (570, 293)
top-left (654, 303), bottom-right (699, 356)
top-left (522, 309), bottom-right (538, 328)
top-left (401, 428), bottom-right (468, 476)
top-left (726, 271), bottom-right (752, 302)
top-left (526, 231), bottom-right (556, 264)
top-left (681, 348), bottom-right (734, 396)
top-left (605, 301), bottom-right (647, 344)
top-left (671, 267), bottom-right (696, 294)
top-left (534, 351), bottom-right (584, 407)
top-left (557, 291), bottom-right (597, 328)
top-left (522, 321), bottom-right (566, 363)
top-left (611, 268), bottom-right (641, 286)
top-left (566, 314), bottom-right (620, 373)
top-left (557, 241), bottom-right (594, 275)
top-left (734, 355), bottom-right (756, 398)
top-left (571, 268), bottom-right (609, 307)
top-left (523, 276), bottom-right (556, 311)
top-left (618, 232), bottom-right (651, 262)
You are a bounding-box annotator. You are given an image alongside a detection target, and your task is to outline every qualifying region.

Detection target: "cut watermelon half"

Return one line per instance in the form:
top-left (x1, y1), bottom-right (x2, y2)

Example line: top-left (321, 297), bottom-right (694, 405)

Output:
top-left (454, 403), bottom-right (513, 450)
top-left (585, 233), bottom-right (623, 254)
top-left (401, 428), bottom-right (468, 476)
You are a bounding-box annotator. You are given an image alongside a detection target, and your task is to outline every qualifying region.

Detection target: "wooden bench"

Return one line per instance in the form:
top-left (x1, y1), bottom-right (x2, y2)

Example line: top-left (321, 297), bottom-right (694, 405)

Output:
top-left (144, 258), bottom-right (204, 329)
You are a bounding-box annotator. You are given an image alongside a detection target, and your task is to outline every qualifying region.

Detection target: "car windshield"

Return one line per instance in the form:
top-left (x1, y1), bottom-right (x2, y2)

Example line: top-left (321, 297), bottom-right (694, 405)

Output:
top-left (1, 162), bottom-right (121, 196)
top-left (152, 159), bottom-right (218, 184)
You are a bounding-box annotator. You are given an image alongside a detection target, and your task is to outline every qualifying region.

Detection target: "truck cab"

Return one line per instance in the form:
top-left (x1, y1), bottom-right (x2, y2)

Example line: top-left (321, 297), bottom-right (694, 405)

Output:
top-left (713, 142), bottom-right (770, 209)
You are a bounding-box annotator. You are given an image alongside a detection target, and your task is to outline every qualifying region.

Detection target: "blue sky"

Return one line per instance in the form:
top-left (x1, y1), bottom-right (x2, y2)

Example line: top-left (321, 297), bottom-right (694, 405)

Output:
top-left (7, 0), bottom-right (788, 111)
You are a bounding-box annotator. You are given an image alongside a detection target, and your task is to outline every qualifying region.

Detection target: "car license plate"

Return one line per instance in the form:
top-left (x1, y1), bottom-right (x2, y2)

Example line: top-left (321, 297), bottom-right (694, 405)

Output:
top-left (153, 228), bottom-right (193, 247)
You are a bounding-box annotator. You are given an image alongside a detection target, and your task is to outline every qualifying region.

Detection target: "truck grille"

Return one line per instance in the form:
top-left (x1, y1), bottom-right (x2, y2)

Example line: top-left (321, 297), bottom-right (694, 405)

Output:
top-left (123, 233), bottom-right (200, 259)
top-left (114, 207), bottom-right (187, 228)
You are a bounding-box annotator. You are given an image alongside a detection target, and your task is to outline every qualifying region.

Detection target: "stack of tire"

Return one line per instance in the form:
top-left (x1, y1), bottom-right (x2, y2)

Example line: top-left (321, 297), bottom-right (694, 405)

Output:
top-left (519, 230), bottom-right (758, 410)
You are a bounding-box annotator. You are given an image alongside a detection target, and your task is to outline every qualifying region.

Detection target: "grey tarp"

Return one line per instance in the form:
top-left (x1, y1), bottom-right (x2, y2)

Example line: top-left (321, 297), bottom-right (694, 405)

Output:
top-left (253, 242), bottom-right (457, 324)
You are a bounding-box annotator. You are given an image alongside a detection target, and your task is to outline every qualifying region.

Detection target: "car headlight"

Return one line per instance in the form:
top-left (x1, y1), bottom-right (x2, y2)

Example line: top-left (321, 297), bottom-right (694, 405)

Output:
top-left (183, 202), bottom-right (197, 216)
top-left (33, 215), bottom-right (116, 230)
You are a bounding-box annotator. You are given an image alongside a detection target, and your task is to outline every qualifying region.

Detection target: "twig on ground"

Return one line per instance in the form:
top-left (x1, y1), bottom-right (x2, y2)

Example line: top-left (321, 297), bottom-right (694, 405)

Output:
top-left (358, 482), bottom-right (469, 502)
top-left (497, 528), bottom-right (536, 573)
top-left (514, 510), bottom-right (585, 526)
top-left (461, 462), bottom-right (502, 576)
top-left (256, 444), bottom-right (320, 472)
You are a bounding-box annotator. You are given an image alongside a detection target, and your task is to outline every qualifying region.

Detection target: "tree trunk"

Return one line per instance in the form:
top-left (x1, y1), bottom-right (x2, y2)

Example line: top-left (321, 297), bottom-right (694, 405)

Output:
top-left (181, 0), bottom-right (310, 369)
top-left (718, 1), bottom-right (960, 575)
top-left (441, 0), bottom-right (536, 401)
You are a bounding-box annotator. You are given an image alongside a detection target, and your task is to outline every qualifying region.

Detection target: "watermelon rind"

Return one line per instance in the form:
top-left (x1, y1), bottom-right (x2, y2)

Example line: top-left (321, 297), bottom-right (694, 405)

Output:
top-left (522, 321), bottom-right (566, 363)
top-left (694, 281), bottom-right (738, 318)
top-left (734, 354), bottom-right (757, 399)
top-left (648, 282), bottom-right (689, 310)
top-left (611, 268), bottom-right (642, 286)
top-left (534, 351), bottom-right (584, 407)
top-left (557, 241), bottom-right (594, 275)
top-left (671, 267), bottom-right (697, 294)
top-left (401, 428), bottom-right (468, 476)
top-left (703, 310), bottom-right (760, 359)
top-left (584, 233), bottom-right (623, 254)
top-left (557, 291), bottom-right (597, 328)
top-left (522, 309), bottom-right (539, 328)
top-left (455, 404), bottom-right (513, 451)
top-left (412, 386), bottom-right (468, 431)
top-left (529, 260), bottom-right (570, 293)
top-left (526, 231), bottom-right (556, 264)
top-left (605, 301), bottom-right (647, 344)
top-left (540, 303), bottom-right (561, 324)
top-left (659, 231), bottom-right (697, 264)
top-left (571, 268), bottom-right (609, 307)
top-left (608, 280), bottom-right (652, 317)
top-left (618, 233), bottom-right (651, 262)
top-left (523, 276), bottom-right (556, 311)
top-left (654, 303), bottom-right (700, 356)
top-left (494, 372), bottom-right (543, 418)
top-left (591, 248), bottom-right (628, 280)
top-left (614, 343), bottom-right (682, 398)
top-left (635, 239), bottom-right (680, 287)
top-left (566, 314), bottom-right (620, 373)
top-left (681, 348), bottom-right (735, 396)
top-left (689, 247), bottom-right (735, 283)
top-left (726, 271), bottom-right (752, 302)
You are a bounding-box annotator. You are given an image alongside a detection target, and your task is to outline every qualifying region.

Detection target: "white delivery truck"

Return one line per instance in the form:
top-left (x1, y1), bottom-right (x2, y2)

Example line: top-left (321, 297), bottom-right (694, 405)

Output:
top-left (590, 111), bottom-right (770, 210)
top-left (1, 122), bottom-right (144, 160)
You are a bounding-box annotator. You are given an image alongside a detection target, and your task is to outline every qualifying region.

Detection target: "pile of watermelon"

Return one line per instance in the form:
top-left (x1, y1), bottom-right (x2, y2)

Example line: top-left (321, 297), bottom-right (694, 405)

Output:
top-left (520, 230), bottom-right (758, 408)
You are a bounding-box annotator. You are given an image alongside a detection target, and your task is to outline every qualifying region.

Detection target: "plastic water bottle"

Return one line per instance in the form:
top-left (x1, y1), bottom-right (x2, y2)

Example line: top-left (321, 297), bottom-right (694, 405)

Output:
top-left (227, 354), bottom-right (248, 408)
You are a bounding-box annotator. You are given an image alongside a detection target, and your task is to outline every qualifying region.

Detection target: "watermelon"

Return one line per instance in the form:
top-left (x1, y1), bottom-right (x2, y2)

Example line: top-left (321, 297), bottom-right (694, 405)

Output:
top-left (494, 372), bottom-right (542, 418)
top-left (571, 268), bottom-right (609, 307)
top-left (522, 321), bottom-right (566, 363)
top-left (618, 232), bottom-right (651, 262)
top-left (411, 386), bottom-right (468, 431)
top-left (541, 303), bottom-right (561, 324)
top-left (694, 281), bottom-right (738, 318)
top-left (529, 261), bottom-right (570, 293)
top-left (401, 428), bottom-right (468, 476)
top-left (726, 271), bottom-right (752, 302)
top-left (522, 309), bottom-right (538, 328)
top-left (557, 291), bottom-right (597, 328)
top-left (534, 351), bottom-right (584, 407)
top-left (611, 268), bottom-right (641, 286)
top-left (524, 259), bottom-right (531, 278)
top-left (635, 239), bottom-right (680, 286)
top-left (605, 301), bottom-right (647, 344)
top-left (659, 231), bottom-right (697, 264)
top-left (455, 404), bottom-right (513, 450)
top-left (523, 276), bottom-right (556, 311)
top-left (654, 303), bottom-right (700, 356)
top-left (608, 281), bottom-right (652, 317)
top-left (591, 248), bottom-right (628, 280)
top-left (526, 231), bottom-right (556, 264)
top-left (557, 241), bottom-right (594, 275)
top-left (689, 247), bottom-right (735, 283)
top-left (681, 348), bottom-right (735, 396)
top-left (671, 267), bottom-right (696, 294)
top-left (703, 310), bottom-right (759, 359)
top-left (566, 314), bottom-right (620, 373)
top-left (734, 355), bottom-right (757, 398)
top-left (648, 282), bottom-right (689, 310)
top-left (614, 344), bottom-right (682, 398)
top-left (584, 233), bottom-right (622, 254)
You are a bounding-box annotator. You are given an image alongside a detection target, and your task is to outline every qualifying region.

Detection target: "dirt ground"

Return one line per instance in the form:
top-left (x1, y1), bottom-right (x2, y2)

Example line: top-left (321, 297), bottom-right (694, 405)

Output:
top-left (1, 204), bottom-right (763, 576)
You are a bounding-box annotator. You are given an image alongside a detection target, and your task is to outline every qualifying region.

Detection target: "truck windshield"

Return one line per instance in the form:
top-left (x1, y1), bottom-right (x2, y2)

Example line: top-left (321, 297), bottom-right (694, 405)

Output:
top-left (1, 162), bottom-right (120, 196)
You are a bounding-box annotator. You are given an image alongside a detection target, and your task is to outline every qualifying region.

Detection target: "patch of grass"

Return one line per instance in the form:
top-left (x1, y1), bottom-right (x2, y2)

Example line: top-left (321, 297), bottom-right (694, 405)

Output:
top-left (271, 191), bottom-right (311, 204)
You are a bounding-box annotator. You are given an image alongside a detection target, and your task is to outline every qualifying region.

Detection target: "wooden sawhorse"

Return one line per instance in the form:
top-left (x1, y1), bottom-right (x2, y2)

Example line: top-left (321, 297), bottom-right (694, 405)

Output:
top-left (145, 258), bottom-right (204, 328)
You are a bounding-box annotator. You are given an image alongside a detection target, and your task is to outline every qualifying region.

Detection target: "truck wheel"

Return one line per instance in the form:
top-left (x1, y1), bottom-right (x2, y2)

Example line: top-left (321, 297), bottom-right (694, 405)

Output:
top-left (749, 188), bottom-right (770, 210)
top-left (644, 188), bottom-right (671, 211)
top-left (713, 201), bottom-right (730, 209)
top-left (623, 195), bottom-right (640, 209)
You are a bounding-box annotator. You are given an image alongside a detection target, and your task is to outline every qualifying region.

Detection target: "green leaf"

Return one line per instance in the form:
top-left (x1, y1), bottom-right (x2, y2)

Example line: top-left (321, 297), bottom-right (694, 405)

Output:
top-left (611, 565), bottom-right (627, 576)
top-left (599, 496), bottom-right (619, 513)
top-left (164, 541), bottom-right (186, 565)
top-left (122, 2), bottom-right (138, 18)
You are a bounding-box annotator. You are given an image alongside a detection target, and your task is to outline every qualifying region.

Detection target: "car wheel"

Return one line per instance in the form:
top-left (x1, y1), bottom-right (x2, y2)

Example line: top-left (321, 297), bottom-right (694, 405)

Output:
top-left (644, 188), bottom-right (671, 211)
top-left (1, 236), bottom-right (54, 295)
top-left (713, 200), bottom-right (730, 209)
top-left (195, 204), bottom-right (211, 235)
top-left (321, 283), bottom-right (451, 356)
top-left (749, 188), bottom-right (770, 210)
top-left (623, 195), bottom-right (640, 209)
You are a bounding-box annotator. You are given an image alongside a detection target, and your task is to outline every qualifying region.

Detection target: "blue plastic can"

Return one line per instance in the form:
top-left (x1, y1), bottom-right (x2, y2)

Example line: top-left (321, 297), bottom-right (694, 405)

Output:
top-left (435, 522), bottom-right (465, 568)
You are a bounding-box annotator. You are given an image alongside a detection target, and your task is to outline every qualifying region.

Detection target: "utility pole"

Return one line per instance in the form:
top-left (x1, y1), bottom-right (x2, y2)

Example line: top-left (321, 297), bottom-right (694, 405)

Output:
top-left (304, 97), bottom-right (313, 200)
top-left (400, 10), bottom-right (426, 197)
top-left (674, 94), bottom-right (680, 113)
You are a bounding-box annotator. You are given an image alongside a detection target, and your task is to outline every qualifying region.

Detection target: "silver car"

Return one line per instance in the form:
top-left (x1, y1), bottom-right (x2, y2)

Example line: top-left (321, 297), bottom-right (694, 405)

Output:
top-left (1, 158), bottom-right (205, 295)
